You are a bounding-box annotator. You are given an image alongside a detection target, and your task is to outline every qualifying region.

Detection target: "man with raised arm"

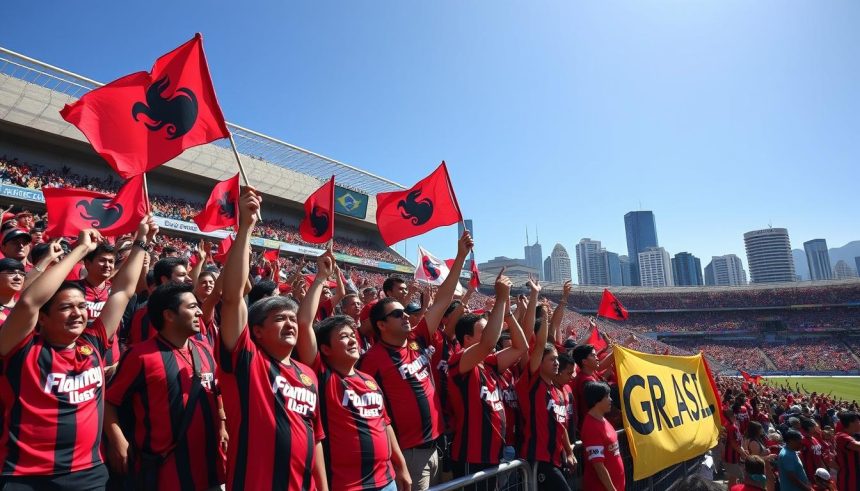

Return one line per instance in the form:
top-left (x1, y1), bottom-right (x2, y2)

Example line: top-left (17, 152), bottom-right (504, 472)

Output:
top-left (357, 231), bottom-right (473, 490)
top-left (0, 218), bottom-right (152, 490)
top-left (295, 249), bottom-right (411, 491)
top-left (447, 270), bottom-right (527, 490)
top-left (217, 188), bottom-right (327, 491)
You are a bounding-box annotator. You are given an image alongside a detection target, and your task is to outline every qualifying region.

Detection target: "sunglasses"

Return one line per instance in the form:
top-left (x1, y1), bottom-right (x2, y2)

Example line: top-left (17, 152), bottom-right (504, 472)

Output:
top-left (0, 270), bottom-right (25, 278)
top-left (383, 308), bottom-right (406, 320)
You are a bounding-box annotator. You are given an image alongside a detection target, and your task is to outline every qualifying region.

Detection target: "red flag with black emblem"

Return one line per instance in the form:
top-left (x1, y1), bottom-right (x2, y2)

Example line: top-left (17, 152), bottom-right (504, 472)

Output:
top-left (299, 176), bottom-right (334, 244)
top-left (469, 259), bottom-right (480, 289)
top-left (375, 162), bottom-right (462, 246)
top-left (597, 289), bottom-right (629, 321)
top-left (43, 175), bottom-right (148, 238)
top-left (192, 173), bottom-right (239, 232)
top-left (60, 34), bottom-right (229, 179)
top-left (586, 326), bottom-right (610, 358)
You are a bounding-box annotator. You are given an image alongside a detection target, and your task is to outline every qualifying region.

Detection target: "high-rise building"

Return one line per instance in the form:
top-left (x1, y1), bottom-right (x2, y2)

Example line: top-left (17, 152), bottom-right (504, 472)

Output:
top-left (524, 228), bottom-right (543, 280)
top-left (744, 228), bottom-right (796, 283)
top-left (544, 256), bottom-right (553, 282)
top-left (550, 244), bottom-right (572, 283)
top-left (624, 211), bottom-right (659, 286)
top-left (603, 251), bottom-right (623, 286)
top-left (619, 255), bottom-right (633, 286)
top-left (705, 254), bottom-right (747, 286)
top-left (833, 260), bottom-right (859, 279)
top-left (575, 238), bottom-right (608, 285)
top-left (477, 256), bottom-right (538, 285)
top-left (803, 239), bottom-right (832, 281)
top-left (458, 219), bottom-right (474, 268)
top-left (671, 252), bottom-right (703, 286)
top-left (856, 257), bottom-right (860, 279)
top-left (638, 247), bottom-right (673, 287)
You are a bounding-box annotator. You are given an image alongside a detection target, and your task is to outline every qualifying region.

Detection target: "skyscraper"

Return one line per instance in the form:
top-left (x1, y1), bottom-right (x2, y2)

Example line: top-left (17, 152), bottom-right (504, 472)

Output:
top-left (550, 244), bottom-right (572, 283)
top-left (833, 260), bottom-right (858, 279)
top-left (575, 238), bottom-right (608, 285)
top-left (603, 251), bottom-right (623, 286)
top-left (671, 252), bottom-right (703, 286)
top-left (803, 239), bottom-right (832, 281)
top-left (638, 247), bottom-right (673, 287)
top-left (856, 257), bottom-right (860, 279)
top-left (544, 256), bottom-right (553, 282)
top-left (624, 211), bottom-right (659, 286)
top-left (458, 219), bottom-right (474, 268)
top-left (524, 228), bottom-right (543, 280)
top-left (744, 228), bottom-right (796, 283)
top-left (619, 255), bottom-right (633, 286)
top-left (704, 254), bottom-right (747, 286)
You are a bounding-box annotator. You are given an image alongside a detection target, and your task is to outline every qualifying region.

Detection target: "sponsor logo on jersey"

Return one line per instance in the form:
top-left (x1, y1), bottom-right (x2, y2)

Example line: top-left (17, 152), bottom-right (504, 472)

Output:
top-left (586, 445), bottom-right (605, 460)
top-left (479, 384), bottom-right (504, 412)
top-left (272, 375), bottom-right (318, 416)
top-left (547, 397), bottom-right (567, 423)
top-left (43, 366), bottom-right (103, 404)
top-left (398, 352), bottom-right (431, 381)
top-left (365, 379), bottom-right (378, 391)
top-left (342, 389), bottom-right (384, 418)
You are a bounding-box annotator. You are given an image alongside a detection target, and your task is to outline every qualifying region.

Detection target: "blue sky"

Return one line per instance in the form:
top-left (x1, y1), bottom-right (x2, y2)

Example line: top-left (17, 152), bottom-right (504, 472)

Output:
top-left (4, 1), bottom-right (859, 281)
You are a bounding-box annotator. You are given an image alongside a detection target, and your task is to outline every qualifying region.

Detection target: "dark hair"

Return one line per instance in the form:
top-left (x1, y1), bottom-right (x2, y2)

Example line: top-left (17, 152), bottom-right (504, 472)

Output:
top-left (382, 277), bottom-right (405, 296)
top-left (744, 455), bottom-right (765, 476)
top-left (369, 297), bottom-right (399, 336)
top-left (84, 243), bottom-right (116, 263)
top-left (248, 280), bottom-right (278, 306)
top-left (784, 429), bottom-right (803, 443)
top-left (584, 381), bottom-right (611, 409)
top-left (41, 281), bottom-right (86, 313)
top-left (153, 257), bottom-right (188, 286)
top-left (148, 283), bottom-right (195, 331)
top-left (746, 421), bottom-right (763, 440)
top-left (248, 296), bottom-right (298, 331)
top-left (361, 287), bottom-right (377, 297)
top-left (445, 300), bottom-right (463, 318)
top-left (340, 293), bottom-right (360, 308)
top-left (198, 271), bottom-right (217, 283)
top-left (29, 243), bottom-right (53, 265)
top-left (454, 313), bottom-right (484, 345)
top-left (145, 269), bottom-right (156, 287)
top-left (163, 245), bottom-right (178, 255)
top-left (572, 344), bottom-right (595, 368)
top-left (838, 411), bottom-right (860, 428)
top-left (315, 315), bottom-right (355, 350)
top-left (800, 417), bottom-right (817, 432)
top-left (558, 353), bottom-right (575, 372)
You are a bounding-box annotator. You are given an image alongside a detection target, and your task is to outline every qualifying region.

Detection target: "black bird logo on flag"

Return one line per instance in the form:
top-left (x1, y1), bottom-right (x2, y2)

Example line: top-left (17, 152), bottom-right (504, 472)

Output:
top-left (398, 189), bottom-right (434, 226)
top-left (217, 191), bottom-right (236, 219)
top-left (422, 256), bottom-right (441, 280)
top-left (132, 76), bottom-right (198, 140)
top-left (309, 205), bottom-right (330, 237)
top-left (76, 198), bottom-right (124, 229)
top-left (612, 300), bottom-right (625, 319)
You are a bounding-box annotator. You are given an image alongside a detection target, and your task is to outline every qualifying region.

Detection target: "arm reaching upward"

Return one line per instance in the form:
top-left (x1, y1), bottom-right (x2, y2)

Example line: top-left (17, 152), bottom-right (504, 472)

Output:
top-left (220, 188), bottom-right (261, 351)
top-left (296, 250), bottom-right (335, 365)
top-left (422, 231), bottom-right (473, 338)
top-left (456, 270), bottom-right (510, 374)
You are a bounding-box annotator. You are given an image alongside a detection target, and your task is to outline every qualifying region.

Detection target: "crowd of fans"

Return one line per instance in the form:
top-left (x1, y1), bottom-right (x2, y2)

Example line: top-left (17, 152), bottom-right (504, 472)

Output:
top-left (762, 339), bottom-right (860, 372)
top-left (0, 156), bottom-right (412, 266)
top-left (609, 308), bottom-right (860, 334)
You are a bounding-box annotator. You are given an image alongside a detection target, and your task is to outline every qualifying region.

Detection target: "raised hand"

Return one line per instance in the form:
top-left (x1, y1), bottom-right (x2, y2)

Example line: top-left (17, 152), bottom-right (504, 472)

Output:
top-left (494, 268), bottom-right (512, 299)
top-left (457, 231), bottom-right (474, 258)
top-left (526, 274), bottom-right (541, 294)
top-left (238, 186), bottom-right (262, 228)
top-left (562, 280), bottom-right (572, 299)
top-left (78, 229), bottom-right (103, 252)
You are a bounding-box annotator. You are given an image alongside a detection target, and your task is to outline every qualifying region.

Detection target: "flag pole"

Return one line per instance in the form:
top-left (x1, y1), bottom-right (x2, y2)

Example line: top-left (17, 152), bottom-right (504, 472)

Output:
top-left (227, 131), bottom-right (262, 220)
top-left (142, 173), bottom-right (151, 214)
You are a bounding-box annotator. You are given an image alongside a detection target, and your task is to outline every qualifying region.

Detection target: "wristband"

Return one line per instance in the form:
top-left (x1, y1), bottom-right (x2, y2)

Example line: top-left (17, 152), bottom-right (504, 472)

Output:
top-left (133, 239), bottom-right (152, 252)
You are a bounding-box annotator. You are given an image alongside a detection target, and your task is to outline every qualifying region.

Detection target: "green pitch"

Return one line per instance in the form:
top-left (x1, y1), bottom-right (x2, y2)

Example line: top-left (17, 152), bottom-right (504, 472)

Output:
top-left (761, 377), bottom-right (860, 403)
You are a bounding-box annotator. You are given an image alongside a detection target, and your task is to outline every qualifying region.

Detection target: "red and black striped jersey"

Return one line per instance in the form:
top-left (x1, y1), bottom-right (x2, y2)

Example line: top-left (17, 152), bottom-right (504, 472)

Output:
top-left (515, 368), bottom-right (566, 467)
top-left (723, 421), bottom-right (743, 464)
top-left (800, 433), bottom-right (824, 481)
top-left (106, 336), bottom-right (223, 490)
top-left (78, 280), bottom-right (120, 365)
top-left (0, 319), bottom-right (110, 476)
top-left (126, 305), bottom-right (156, 347)
top-left (432, 330), bottom-right (460, 430)
top-left (561, 383), bottom-right (577, 443)
top-left (572, 371), bottom-right (601, 432)
top-left (218, 328), bottom-right (324, 491)
top-left (356, 319), bottom-right (443, 450)
top-left (836, 432), bottom-right (860, 491)
top-left (498, 367), bottom-right (520, 447)
top-left (312, 354), bottom-right (395, 491)
top-left (447, 352), bottom-right (506, 464)
top-left (0, 305), bottom-right (11, 329)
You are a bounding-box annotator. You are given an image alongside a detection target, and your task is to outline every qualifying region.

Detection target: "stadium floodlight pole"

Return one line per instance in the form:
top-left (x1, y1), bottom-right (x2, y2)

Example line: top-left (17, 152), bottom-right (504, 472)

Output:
top-left (226, 131), bottom-right (262, 220)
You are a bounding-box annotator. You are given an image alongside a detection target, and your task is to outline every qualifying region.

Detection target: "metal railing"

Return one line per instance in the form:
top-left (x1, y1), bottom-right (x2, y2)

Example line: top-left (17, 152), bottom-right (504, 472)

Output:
top-left (0, 45), bottom-right (406, 195)
top-left (429, 459), bottom-right (532, 491)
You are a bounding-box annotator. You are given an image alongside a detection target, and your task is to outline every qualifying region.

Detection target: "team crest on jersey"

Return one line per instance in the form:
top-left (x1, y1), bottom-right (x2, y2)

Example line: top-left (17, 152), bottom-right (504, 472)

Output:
top-left (365, 379), bottom-right (378, 390)
top-left (78, 345), bottom-right (93, 356)
top-left (409, 342), bottom-right (419, 351)
top-left (300, 373), bottom-right (314, 387)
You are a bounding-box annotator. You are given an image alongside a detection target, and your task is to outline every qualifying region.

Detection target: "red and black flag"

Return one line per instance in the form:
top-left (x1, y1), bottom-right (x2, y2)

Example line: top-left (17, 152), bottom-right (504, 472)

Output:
top-left (469, 258), bottom-right (480, 289)
top-left (43, 174), bottom-right (148, 238)
top-left (299, 176), bottom-right (334, 244)
top-left (213, 234), bottom-right (234, 264)
top-left (60, 34), bottom-right (229, 179)
top-left (597, 289), bottom-right (629, 321)
top-left (192, 173), bottom-right (240, 232)
top-left (375, 162), bottom-right (462, 246)
top-left (739, 370), bottom-right (763, 385)
top-left (585, 325), bottom-right (610, 358)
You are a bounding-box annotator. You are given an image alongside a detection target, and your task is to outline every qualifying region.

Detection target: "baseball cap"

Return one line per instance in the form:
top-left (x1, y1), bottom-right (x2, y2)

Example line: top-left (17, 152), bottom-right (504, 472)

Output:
top-left (405, 302), bottom-right (422, 314)
top-left (30, 220), bottom-right (46, 232)
top-left (0, 258), bottom-right (25, 273)
top-left (815, 468), bottom-right (831, 480)
top-left (1, 228), bottom-right (32, 245)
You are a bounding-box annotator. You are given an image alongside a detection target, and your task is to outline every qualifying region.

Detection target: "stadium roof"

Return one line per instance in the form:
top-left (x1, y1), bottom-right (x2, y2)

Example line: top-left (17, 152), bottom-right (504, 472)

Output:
top-left (0, 46), bottom-right (406, 195)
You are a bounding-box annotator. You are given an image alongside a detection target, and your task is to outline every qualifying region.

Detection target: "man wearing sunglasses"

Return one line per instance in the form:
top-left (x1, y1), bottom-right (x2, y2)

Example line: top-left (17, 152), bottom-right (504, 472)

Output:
top-left (0, 258), bottom-right (26, 327)
top-left (358, 231), bottom-right (474, 491)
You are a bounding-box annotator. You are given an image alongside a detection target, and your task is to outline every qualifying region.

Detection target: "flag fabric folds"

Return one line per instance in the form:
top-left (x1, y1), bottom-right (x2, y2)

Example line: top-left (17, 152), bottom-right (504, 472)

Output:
top-left (192, 173), bottom-right (240, 232)
top-left (213, 234), bottom-right (234, 264)
top-left (414, 246), bottom-right (464, 295)
top-left (299, 176), bottom-right (335, 244)
top-left (597, 289), bottom-right (629, 320)
top-left (43, 174), bottom-right (148, 238)
top-left (585, 325), bottom-right (610, 357)
top-left (468, 259), bottom-right (480, 289)
top-left (739, 370), bottom-right (763, 385)
top-left (60, 34), bottom-right (229, 179)
top-left (263, 247), bottom-right (280, 263)
top-left (375, 162), bottom-right (462, 246)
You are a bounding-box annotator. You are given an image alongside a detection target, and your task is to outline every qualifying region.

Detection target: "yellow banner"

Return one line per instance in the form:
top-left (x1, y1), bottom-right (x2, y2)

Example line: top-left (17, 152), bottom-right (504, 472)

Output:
top-left (614, 346), bottom-right (723, 480)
